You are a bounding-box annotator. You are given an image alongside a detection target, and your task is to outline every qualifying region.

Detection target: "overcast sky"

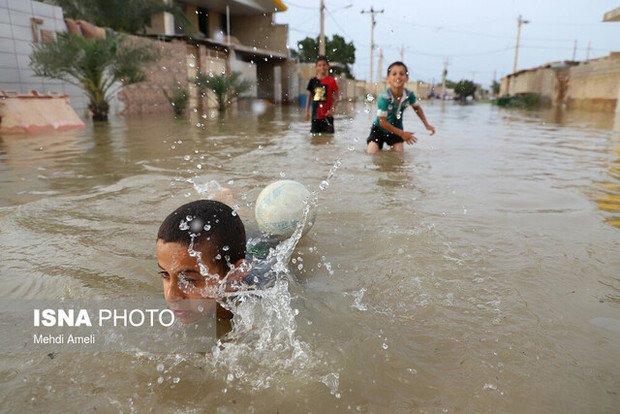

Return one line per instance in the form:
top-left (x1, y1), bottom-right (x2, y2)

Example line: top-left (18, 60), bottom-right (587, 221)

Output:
top-left (274, 0), bottom-right (619, 88)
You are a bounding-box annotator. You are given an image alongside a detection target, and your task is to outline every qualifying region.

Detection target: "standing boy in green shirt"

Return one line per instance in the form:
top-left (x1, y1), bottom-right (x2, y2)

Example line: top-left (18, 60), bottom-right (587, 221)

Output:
top-left (367, 61), bottom-right (435, 153)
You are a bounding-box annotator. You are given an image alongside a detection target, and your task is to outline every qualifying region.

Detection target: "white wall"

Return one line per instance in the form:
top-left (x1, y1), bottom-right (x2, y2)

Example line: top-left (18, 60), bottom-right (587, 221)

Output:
top-left (0, 0), bottom-right (88, 116)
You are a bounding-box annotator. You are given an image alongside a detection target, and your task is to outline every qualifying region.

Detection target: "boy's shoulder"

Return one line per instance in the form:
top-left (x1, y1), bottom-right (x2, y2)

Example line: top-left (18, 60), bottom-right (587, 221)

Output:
top-left (321, 75), bottom-right (338, 87)
top-left (378, 88), bottom-right (392, 102)
top-left (404, 87), bottom-right (417, 102)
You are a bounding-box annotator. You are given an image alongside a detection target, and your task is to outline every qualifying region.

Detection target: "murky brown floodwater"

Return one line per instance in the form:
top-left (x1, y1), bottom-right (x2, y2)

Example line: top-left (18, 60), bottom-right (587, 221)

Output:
top-left (1, 101), bottom-right (619, 413)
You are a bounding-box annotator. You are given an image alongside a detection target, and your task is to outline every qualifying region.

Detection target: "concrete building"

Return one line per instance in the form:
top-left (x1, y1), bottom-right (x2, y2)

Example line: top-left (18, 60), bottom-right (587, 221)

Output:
top-left (144, 0), bottom-right (295, 104)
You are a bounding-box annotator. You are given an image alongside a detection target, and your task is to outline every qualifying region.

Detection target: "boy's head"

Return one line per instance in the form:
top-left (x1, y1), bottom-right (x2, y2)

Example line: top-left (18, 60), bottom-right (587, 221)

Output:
top-left (156, 200), bottom-right (246, 322)
top-left (315, 55), bottom-right (330, 76)
top-left (386, 61), bottom-right (409, 87)
top-left (387, 61), bottom-right (408, 76)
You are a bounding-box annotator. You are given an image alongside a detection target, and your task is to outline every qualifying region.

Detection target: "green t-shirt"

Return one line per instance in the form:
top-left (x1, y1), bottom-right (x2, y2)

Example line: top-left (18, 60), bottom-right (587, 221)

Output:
top-left (373, 88), bottom-right (418, 132)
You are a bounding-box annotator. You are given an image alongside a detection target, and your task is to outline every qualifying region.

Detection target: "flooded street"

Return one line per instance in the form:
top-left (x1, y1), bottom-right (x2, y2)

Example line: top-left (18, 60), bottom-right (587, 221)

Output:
top-left (1, 101), bottom-right (619, 413)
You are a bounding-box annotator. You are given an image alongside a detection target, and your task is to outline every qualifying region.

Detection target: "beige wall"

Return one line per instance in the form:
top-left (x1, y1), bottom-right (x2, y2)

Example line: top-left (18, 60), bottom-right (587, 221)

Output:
top-left (231, 15), bottom-right (287, 55)
top-left (499, 53), bottom-right (620, 112)
top-left (117, 37), bottom-right (189, 115)
top-left (566, 55), bottom-right (620, 111)
top-left (118, 37), bottom-right (231, 115)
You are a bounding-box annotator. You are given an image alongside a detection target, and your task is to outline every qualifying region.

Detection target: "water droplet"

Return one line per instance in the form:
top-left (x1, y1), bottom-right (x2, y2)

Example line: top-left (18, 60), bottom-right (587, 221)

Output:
top-left (203, 224), bottom-right (211, 231)
top-left (157, 363), bottom-right (164, 372)
top-left (382, 343), bottom-right (388, 350)
top-left (366, 94), bottom-right (375, 102)
top-left (222, 245), bottom-right (229, 251)
top-left (280, 171), bottom-right (286, 178)
top-left (157, 376), bottom-right (164, 384)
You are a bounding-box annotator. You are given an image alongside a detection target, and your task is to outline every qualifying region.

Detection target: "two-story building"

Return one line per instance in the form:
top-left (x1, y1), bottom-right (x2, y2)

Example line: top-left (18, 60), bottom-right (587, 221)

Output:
top-left (125, 0), bottom-right (296, 113)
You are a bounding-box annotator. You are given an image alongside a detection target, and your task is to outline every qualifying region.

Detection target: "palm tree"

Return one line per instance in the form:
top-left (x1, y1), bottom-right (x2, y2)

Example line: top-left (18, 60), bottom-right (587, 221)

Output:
top-left (30, 32), bottom-right (160, 121)
top-left (194, 72), bottom-right (253, 113)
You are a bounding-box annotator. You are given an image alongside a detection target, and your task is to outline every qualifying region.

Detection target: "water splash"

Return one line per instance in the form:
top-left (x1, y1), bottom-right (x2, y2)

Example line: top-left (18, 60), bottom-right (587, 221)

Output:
top-left (169, 156), bottom-right (347, 391)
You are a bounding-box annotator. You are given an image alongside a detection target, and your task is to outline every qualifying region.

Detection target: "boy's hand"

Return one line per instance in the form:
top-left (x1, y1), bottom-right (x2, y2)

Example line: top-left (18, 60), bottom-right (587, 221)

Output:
top-left (426, 124), bottom-right (436, 136)
top-left (402, 131), bottom-right (417, 144)
top-left (305, 111), bottom-right (310, 121)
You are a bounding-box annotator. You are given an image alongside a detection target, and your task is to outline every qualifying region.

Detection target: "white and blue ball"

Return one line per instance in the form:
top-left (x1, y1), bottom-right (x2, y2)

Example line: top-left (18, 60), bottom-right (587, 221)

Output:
top-left (255, 180), bottom-right (317, 240)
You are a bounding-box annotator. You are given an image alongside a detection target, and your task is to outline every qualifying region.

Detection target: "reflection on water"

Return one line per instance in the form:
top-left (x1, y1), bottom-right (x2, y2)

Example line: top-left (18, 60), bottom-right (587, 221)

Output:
top-left (1, 103), bottom-right (619, 413)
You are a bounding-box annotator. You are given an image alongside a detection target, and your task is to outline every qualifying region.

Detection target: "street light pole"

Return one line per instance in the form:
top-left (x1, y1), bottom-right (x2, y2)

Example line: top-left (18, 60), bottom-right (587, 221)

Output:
top-left (512, 15), bottom-right (529, 95)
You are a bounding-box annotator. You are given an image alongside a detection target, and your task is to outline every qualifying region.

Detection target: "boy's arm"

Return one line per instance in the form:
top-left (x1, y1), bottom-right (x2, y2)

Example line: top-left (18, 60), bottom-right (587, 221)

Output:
top-left (304, 91), bottom-right (312, 121)
top-left (413, 104), bottom-right (435, 135)
top-left (327, 91), bottom-right (339, 117)
top-left (378, 117), bottom-right (417, 144)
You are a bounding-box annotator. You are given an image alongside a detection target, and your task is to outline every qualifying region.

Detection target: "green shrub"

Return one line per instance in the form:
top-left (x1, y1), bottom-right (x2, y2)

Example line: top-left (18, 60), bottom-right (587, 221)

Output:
top-left (163, 87), bottom-right (189, 116)
top-left (496, 93), bottom-right (547, 109)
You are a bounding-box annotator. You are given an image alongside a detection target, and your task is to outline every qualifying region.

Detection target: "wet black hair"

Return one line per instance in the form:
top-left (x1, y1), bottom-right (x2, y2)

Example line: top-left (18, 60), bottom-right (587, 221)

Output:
top-left (157, 200), bottom-right (246, 272)
top-left (316, 55), bottom-right (329, 65)
top-left (387, 61), bottom-right (409, 76)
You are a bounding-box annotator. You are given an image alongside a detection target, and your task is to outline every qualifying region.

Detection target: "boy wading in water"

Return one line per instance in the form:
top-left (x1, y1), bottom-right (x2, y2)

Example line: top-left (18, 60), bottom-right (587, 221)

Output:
top-left (367, 61), bottom-right (436, 153)
top-left (305, 55), bottom-right (339, 134)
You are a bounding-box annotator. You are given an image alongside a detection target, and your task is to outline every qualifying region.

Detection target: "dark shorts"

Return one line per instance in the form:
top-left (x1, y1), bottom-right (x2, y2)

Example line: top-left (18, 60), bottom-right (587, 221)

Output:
top-left (311, 117), bottom-right (334, 134)
top-left (366, 124), bottom-right (402, 149)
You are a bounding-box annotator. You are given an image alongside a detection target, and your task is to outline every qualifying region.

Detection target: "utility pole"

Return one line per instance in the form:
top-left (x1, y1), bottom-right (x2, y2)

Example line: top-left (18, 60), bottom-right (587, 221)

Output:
top-left (361, 6), bottom-right (384, 83)
top-left (441, 58), bottom-right (449, 99)
top-left (400, 45), bottom-right (404, 62)
top-left (512, 15), bottom-right (529, 95)
top-left (586, 41), bottom-right (591, 61)
top-left (572, 40), bottom-right (577, 61)
top-left (319, 0), bottom-right (325, 55)
top-left (378, 47), bottom-right (383, 83)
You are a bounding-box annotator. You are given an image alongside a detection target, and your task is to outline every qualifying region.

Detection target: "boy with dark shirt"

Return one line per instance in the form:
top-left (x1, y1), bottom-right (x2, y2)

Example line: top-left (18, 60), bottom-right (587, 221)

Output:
top-left (304, 55), bottom-right (339, 134)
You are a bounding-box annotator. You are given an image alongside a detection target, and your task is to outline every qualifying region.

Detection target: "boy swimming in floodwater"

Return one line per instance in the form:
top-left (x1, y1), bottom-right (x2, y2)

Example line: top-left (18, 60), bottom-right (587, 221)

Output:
top-left (156, 194), bottom-right (294, 324)
top-left (156, 199), bottom-right (247, 322)
top-left (366, 61), bottom-right (435, 153)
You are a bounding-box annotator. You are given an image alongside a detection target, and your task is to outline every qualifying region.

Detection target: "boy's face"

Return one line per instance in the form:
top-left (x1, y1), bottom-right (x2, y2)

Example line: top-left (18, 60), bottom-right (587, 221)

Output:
top-left (156, 240), bottom-right (221, 323)
top-left (387, 65), bottom-right (409, 88)
top-left (316, 60), bottom-right (329, 77)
